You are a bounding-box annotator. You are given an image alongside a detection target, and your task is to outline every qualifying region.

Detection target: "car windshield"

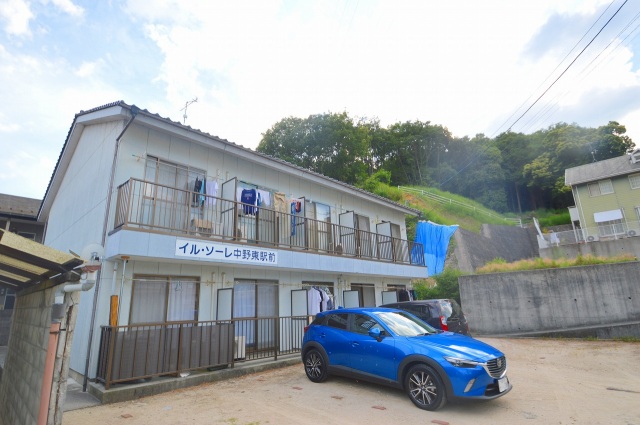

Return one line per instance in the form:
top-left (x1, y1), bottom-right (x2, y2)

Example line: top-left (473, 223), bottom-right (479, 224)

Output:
top-left (374, 311), bottom-right (438, 336)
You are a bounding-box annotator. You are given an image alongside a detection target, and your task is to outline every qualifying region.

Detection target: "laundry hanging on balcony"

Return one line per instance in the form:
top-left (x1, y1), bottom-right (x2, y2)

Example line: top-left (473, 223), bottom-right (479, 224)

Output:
top-left (412, 220), bottom-right (458, 276)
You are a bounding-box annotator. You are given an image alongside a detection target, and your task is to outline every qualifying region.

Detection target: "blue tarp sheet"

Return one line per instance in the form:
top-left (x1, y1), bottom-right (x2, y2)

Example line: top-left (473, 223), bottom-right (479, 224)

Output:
top-left (413, 220), bottom-right (458, 276)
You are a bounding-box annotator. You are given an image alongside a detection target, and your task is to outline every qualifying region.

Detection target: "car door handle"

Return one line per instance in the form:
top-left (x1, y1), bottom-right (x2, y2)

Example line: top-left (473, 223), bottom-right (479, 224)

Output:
top-left (351, 342), bottom-right (360, 347)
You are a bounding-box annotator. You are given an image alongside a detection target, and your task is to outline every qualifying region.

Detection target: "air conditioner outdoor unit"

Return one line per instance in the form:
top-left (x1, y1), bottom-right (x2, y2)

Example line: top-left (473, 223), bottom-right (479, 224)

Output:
top-left (586, 235), bottom-right (599, 242)
top-left (234, 336), bottom-right (246, 359)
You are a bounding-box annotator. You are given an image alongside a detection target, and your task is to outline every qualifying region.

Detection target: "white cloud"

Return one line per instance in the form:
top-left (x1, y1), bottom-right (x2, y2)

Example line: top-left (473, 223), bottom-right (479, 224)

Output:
top-left (75, 59), bottom-right (104, 78)
top-left (49, 0), bottom-right (84, 18)
top-left (0, 0), bottom-right (34, 36)
top-left (1, 0), bottom-right (640, 198)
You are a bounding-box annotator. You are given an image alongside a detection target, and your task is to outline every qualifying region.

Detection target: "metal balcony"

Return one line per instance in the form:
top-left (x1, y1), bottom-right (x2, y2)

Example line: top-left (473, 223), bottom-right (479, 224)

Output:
top-left (113, 178), bottom-right (425, 266)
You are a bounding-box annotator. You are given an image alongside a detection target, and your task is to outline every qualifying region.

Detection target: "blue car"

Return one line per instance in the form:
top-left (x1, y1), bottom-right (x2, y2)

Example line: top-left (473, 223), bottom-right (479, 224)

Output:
top-left (301, 307), bottom-right (511, 411)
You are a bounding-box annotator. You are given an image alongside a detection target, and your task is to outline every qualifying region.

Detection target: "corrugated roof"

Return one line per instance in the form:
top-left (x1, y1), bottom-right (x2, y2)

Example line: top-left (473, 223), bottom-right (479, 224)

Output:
top-left (0, 229), bottom-right (84, 292)
top-left (41, 101), bottom-right (421, 217)
top-left (565, 154), bottom-right (640, 186)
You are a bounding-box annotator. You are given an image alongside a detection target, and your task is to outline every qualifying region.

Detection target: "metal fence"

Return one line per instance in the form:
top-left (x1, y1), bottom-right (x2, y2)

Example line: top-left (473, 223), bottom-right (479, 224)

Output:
top-left (96, 316), bottom-right (309, 389)
top-left (540, 221), bottom-right (640, 248)
top-left (114, 178), bottom-right (425, 266)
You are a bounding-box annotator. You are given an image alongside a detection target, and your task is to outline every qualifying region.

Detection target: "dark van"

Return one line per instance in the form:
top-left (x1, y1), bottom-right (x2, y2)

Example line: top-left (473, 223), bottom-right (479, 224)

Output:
top-left (380, 299), bottom-right (471, 336)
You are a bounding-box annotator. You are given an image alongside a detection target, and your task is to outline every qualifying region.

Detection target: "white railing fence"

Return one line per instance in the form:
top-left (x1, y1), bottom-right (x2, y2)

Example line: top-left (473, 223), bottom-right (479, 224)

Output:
top-left (539, 221), bottom-right (640, 248)
top-left (398, 186), bottom-right (522, 227)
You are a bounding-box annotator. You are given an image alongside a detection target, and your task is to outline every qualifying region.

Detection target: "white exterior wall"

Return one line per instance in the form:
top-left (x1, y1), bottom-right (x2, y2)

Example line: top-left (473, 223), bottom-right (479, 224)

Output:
top-left (43, 120), bottom-right (124, 378)
top-left (43, 110), bottom-right (422, 380)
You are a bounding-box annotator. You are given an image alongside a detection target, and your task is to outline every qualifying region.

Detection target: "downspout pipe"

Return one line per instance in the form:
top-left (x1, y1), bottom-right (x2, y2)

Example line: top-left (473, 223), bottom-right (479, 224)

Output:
top-left (83, 105), bottom-right (139, 391)
top-left (39, 269), bottom-right (97, 425)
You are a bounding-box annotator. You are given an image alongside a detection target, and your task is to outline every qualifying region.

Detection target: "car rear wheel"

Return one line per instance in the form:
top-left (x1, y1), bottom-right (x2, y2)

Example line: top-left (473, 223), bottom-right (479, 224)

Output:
top-left (304, 348), bottom-right (328, 383)
top-left (405, 364), bottom-right (447, 411)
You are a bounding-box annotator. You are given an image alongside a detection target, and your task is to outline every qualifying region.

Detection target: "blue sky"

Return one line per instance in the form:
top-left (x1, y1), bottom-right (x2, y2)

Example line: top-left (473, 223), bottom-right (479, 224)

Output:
top-left (1, 0), bottom-right (640, 199)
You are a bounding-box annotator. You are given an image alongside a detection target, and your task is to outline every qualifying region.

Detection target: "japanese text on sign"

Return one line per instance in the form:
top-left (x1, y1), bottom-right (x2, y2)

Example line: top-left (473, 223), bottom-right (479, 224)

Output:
top-left (175, 239), bottom-right (278, 265)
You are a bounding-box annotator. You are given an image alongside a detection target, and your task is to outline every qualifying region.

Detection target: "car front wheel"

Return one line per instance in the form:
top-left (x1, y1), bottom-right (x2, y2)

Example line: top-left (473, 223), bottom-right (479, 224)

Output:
top-left (405, 364), bottom-right (447, 411)
top-left (304, 348), bottom-right (328, 383)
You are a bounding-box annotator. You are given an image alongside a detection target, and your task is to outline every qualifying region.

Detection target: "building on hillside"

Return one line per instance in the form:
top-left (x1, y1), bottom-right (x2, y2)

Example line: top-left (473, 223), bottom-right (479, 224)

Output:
top-left (37, 101), bottom-right (427, 386)
top-left (0, 194), bottom-right (45, 310)
top-left (564, 149), bottom-right (640, 242)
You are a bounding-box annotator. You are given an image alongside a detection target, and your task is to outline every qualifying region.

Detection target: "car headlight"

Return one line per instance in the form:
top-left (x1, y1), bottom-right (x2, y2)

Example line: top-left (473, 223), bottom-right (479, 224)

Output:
top-left (444, 356), bottom-right (480, 368)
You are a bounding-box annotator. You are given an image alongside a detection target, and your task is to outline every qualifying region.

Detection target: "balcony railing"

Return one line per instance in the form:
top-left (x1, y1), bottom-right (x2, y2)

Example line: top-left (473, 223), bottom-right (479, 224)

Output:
top-left (540, 221), bottom-right (640, 248)
top-left (96, 316), bottom-right (308, 389)
top-left (113, 178), bottom-right (425, 266)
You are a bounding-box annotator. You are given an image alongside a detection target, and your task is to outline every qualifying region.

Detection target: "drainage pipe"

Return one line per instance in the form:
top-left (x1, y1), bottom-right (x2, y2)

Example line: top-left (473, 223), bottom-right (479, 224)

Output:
top-left (37, 322), bottom-right (61, 425)
top-left (83, 105), bottom-right (139, 391)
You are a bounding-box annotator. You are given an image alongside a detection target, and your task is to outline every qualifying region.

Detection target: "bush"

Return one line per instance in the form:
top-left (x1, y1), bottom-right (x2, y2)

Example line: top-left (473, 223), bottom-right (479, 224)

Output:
top-left (413, 268), bottom-right (464, 304)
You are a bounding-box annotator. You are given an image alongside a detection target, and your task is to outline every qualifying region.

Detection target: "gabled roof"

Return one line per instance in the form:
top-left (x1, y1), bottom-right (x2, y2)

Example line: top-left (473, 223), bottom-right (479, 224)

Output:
top-left (40, 101), bottom-right (421, 219)
top-left (565, 154), bottom-right (640, 186)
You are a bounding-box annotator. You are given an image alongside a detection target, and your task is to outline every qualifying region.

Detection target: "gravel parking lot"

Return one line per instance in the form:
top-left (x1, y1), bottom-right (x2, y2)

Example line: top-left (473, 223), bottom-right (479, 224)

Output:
top-left (64, 338), bottom-right (640, 425)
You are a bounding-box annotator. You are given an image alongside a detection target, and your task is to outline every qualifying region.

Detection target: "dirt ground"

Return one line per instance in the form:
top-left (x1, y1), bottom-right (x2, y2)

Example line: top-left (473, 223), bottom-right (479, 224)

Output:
top-left (64, 338), bottom-right (640, 425)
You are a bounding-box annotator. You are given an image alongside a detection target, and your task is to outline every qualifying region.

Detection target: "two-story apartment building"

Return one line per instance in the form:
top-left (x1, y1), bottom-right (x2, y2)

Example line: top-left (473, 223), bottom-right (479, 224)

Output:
top-left (37, 101), bottom-right (426, 386)
top-left (565, 149), bottom-right (640, 241)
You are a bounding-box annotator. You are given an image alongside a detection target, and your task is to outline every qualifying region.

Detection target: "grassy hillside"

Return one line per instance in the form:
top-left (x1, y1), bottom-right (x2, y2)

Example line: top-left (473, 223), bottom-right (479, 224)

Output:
top-left (399, 185), bottom-right (520, 235)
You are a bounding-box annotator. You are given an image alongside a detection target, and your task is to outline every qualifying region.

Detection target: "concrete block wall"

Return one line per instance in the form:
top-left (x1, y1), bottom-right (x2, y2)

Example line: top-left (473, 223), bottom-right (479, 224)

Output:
top-left (459, 261), bottom-right (640, 338)
top-left (0, 310), bottom-right (12, 346)
top-left (0, 285), bottom-right (78, 425)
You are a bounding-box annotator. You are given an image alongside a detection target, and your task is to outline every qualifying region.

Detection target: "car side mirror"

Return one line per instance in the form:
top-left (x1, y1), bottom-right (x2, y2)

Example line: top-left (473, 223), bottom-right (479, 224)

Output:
top-left (369, 328), bottom-right (383, 341)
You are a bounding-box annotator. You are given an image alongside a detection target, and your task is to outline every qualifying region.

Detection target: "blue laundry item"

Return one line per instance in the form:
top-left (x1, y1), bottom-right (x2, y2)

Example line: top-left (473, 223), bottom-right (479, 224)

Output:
top-left (241, 189), bottom-right (257, 214)
top-left (291, 201), bottom-right (297, 236)
top-left (413, 220), bottom-right (458, 276)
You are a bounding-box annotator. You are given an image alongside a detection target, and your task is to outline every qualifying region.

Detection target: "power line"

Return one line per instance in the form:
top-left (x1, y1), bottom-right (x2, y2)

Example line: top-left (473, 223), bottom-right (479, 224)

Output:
top-left (507, 0), bottom-right (628, 133)
top-left (491, 0), bottom-right (618, 136)
top-left (434, 0), bottom-right (630, 191)
top-left (518, 6), bottom-right (640, 134)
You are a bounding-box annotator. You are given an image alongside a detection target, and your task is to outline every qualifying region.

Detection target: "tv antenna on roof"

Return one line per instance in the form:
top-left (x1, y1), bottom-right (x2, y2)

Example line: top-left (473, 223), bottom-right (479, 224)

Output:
top-left (180, 97), bottom-right (198, 124)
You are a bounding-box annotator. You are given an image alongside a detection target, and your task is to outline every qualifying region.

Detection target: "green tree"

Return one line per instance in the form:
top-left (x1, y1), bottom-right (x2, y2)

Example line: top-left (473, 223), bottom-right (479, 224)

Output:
top-left (257, 112), bottom-right (369, 185)
top-left (370, 120), bottom-right (453, 186)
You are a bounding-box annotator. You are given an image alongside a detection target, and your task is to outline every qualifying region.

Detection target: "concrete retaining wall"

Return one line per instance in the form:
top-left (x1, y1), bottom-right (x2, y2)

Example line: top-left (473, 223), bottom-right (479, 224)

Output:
top-left (540, 237), bottom-right (640, 260)
top-left (453, 224), bottom-right (539, 273)
top-left (459, 261), bottom-right (640, 338)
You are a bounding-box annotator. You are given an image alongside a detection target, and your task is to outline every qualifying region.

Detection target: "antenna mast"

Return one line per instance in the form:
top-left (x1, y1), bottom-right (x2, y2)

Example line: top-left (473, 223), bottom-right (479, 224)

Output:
top-left (180, 97), bottom-right (198, 124)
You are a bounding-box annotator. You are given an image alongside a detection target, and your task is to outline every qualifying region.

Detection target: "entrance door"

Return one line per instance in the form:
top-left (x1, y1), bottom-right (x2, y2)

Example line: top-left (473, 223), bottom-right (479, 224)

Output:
top-left (377, 222), bottom-right (392, 260)
top-left (233, 280), bottom-right (278, 352)
top-left (356, 214), bottom-right (373, 258)
top-left (339, 211), bottom-right (356, 255)
top-left (220, 177), bottom-right (238, 239)
top-left (290, 197), bottom-right (306, 249)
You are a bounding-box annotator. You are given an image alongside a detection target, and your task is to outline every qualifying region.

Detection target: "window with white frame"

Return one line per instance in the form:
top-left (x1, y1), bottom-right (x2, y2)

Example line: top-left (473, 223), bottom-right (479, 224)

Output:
top-left (144, 156), bottom-right (206, 200)
top-left (130, 275), bottom-right (199, 324)
top-left (597, 219), bottom-right (625, 237)
top-left (629, 173), bottom-right (640, 189)
top-left (588, 179), bottom-right (614, 196)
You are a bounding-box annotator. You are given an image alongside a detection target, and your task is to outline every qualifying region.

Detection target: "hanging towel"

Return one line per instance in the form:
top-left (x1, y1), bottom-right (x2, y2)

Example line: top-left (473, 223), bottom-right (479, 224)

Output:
top-left (206, 179), bottom-right (218, 206)
top-left (257, 189), bottom-right (271, 207)
top-left (274, 192), bottom-right (286, 213)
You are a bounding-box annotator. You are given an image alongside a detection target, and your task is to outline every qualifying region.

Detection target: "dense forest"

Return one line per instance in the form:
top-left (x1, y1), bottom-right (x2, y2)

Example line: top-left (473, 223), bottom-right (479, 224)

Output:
top-left (256, 113), bottom-right (635, 213)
